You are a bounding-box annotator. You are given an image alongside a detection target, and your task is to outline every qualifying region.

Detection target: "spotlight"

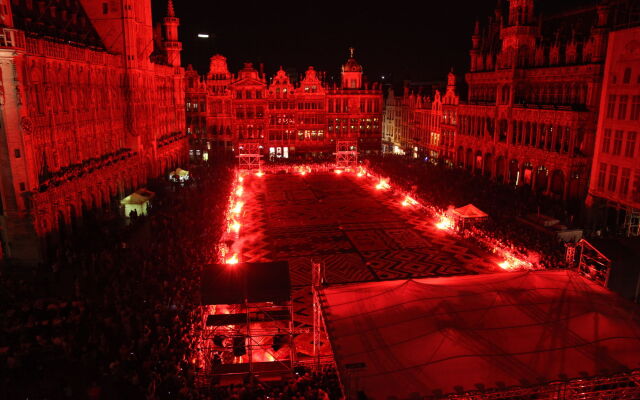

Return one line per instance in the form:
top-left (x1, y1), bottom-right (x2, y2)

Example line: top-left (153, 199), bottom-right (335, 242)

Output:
top-left (213, 335), bottom-right (225, 347)
top-left (232, 336), bottom-right (246, 356)
top-left (272, 334), bottom-right (286, 351)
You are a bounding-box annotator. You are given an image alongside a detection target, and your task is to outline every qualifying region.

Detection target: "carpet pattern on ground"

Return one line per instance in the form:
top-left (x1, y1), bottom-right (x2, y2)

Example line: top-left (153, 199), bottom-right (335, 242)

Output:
top-left (234, 172), bottom-right (499, 357)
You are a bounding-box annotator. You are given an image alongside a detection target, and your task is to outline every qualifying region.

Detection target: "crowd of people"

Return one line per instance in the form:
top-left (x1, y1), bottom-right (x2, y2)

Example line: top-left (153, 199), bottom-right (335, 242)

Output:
top-left (209, 367), bottom-right (341, 400)
top-left (1, 152), bottom-right (580, 399)
top-left (365, 155), bottom-right (568, 270)
top-left (1, 158), bottom-right (235, 399)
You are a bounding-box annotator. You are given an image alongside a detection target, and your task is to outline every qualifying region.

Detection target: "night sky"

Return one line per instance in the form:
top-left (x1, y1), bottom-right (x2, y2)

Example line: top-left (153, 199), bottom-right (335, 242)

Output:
top-left (152, 0), bottom-right (597, 84)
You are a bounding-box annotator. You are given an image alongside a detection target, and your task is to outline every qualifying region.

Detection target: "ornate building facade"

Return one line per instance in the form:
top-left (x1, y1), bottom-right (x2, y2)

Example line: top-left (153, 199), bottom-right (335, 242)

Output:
top-left (587, 26), bottom-right (640, 235)
top-left (382, 72), bottom-right (459, 162)
top-left (384, 0), bottom-right (625, 203)
top-left (186, 49), bottom-right (383, 160)
top-left (0, 0), bottom-right (187, 261)
top-left (456, 0), bottom-right (612, 201)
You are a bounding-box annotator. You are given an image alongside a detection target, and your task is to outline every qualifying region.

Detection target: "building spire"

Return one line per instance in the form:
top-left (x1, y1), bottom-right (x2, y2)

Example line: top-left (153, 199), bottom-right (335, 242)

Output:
top-left (167, 0), bottom-right (175, 17)
top-left (349, 47), bottom-right (355, 58)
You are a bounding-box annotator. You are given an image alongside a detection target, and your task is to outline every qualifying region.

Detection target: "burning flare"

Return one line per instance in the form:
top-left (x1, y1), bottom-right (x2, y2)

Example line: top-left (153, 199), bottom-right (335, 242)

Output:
top-left (497, 255), bottom-right (533, 271)
top-left (226, 254), bottom-right (239, 264)
top-left (435, 214), bottom-right (454, 230)
top-left (235, 186), bottom-right (244, 197)
top-left (231, 201), bottom-right (244, 215)
top-left (375, 179), bottom-right (390, 190)
top-left (498, 261), bottom-right (514, 271)
top-left (230, 219), bottom-right (241, 233)
top-left (401, 196), bottom-right (419, 207)
top-left (255, 171), bottom-right (264, 177)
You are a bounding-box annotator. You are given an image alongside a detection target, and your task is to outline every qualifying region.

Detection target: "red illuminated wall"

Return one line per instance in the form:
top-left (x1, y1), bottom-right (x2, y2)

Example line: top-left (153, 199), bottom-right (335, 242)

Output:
top-left (185, 50), bottom-right (383, 160)
top-left (587, 26), bottom-right (640, 225)
top-left (0, 0), bottom-right (187, 261)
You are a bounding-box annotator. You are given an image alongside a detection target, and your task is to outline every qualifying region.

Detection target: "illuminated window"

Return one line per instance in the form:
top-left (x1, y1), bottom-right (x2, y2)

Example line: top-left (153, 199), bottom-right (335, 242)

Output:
top-left (618, 95), bottom-right (628, 119)
top-left (608, 165), bottom-right (618, 192)
top-left (597, 163), bottom-right (607, 191)
top-left (626, 132), bottom-right (637, 158)
top-left (623, 68), bottom-right (632, 84)
top-left (621, 168), bottom-right (630, 196)
top-left (630, 96), bottom-right (640, 120)
top-left (606, 95), bottom-right (616, 118)
top-left (613, 130), bottom-right (623, 155)
top-left (602, 129), bottom-right (611, 153)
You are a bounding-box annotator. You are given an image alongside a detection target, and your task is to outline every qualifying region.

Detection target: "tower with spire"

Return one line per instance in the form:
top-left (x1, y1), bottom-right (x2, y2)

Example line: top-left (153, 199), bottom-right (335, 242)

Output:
top-left (162, 0), bottom-right (182, 67)
top-left (499, 0), bottom-right (539, 68)
top-left (507, 0), bottom-right (535, 26)
top-left (341, 47), bottom-right (363, 89)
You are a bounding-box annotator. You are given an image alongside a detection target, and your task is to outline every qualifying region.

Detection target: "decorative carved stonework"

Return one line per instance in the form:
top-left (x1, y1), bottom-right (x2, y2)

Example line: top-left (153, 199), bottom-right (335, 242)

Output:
top-left (20, 116), bottom-right (32, 134)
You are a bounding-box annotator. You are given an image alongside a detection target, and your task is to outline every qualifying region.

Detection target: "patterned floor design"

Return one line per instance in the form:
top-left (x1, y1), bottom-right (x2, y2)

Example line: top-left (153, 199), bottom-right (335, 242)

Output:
top-left (234, 172), bottom-right (501, 357)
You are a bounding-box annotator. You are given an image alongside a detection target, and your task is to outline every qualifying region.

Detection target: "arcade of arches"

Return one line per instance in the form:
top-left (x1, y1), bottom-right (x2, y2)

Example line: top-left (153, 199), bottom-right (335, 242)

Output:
top-left (454, 145), bottom-right (587, 200)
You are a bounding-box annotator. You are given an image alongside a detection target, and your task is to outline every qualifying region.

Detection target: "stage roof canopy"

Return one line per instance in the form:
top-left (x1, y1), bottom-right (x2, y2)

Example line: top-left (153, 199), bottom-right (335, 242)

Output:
top-left (201, 261), bottom-right (290, 305)
top-left (321, 271), bottom-right (640, 399)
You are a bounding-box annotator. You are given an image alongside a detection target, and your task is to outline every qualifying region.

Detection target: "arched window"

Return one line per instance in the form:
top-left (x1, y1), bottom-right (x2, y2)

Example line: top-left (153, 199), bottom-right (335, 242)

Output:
top-left (623, 67), bottom-right (632, 84)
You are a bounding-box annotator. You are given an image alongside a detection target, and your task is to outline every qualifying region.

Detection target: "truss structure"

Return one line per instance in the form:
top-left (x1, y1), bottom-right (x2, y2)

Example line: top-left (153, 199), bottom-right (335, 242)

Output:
top-left (237, 143), bottom-right (263, 171)
top-left (449, 369), bottom-right (640, 400)
top-left (335, 141), bottom-right (358, 168)
top-left (624, 209), bottom-right (640, 237)
top-left (311, 260), bottom-right (327, 371)
top-left (564, 242), bottom-right (576, 265)
top-left (575, 239), bottom-right (612, 287)
top-left (197, 300), bottom-right (295, 386)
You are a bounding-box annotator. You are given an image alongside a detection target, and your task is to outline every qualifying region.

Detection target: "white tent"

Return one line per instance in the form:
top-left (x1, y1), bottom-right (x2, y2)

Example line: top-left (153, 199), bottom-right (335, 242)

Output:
top-left (448, 203), bottom-right (488, 227)
top-left (120, 188), bottom-right (155, 217)
top-left (169, 168), bottom-right (189, 182)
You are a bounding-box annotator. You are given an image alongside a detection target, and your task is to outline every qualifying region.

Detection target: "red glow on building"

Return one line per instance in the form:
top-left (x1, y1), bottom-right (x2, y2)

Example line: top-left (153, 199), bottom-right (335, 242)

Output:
top-left (185, 49), bottom-right (383, 159)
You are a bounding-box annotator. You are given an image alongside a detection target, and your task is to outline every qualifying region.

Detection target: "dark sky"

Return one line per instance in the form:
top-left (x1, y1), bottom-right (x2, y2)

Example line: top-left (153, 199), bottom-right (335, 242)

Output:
top-left (152, 0), bottom-right (596, 84)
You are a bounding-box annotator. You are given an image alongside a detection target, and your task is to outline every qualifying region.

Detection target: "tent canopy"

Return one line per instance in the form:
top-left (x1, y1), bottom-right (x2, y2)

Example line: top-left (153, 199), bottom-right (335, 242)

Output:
top-left (170, 168), bottom-right (189, 178)
top-left (120, 188), bottom-right (155, 205)
top-left (449, 203), bottom-right (488, 219)
top-left (321, 271), bottom-right (640, 399)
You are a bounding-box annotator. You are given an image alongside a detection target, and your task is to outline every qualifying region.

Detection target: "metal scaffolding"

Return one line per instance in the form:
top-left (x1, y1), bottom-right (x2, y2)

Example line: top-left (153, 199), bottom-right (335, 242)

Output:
top-left (197, 300), bottom-right (296, 386)
top-left (237, 143), bottom-right (263, 171)
top-left (312, 260), bottom-right (326, 371)
top-left (574, 239), bottom-right (612, 287)
top-left (624, 209), bottom-right (640, 237)
top-left (335, 141), bottom-right (358, 168)
top-left (449, 369), bottom-right (640, 399)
